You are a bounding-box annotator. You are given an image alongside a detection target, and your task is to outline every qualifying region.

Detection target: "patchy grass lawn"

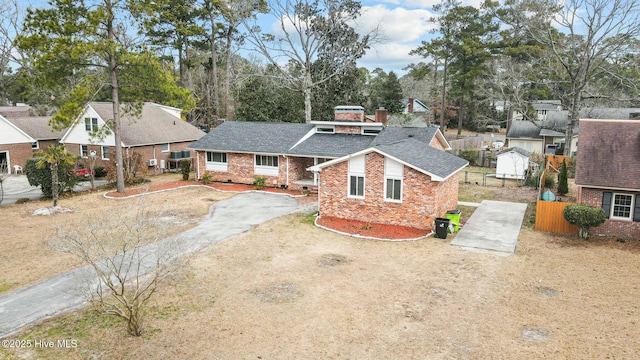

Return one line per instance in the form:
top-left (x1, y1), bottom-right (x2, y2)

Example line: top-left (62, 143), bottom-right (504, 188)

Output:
top-left (2, 181), bottom-right (639, 359)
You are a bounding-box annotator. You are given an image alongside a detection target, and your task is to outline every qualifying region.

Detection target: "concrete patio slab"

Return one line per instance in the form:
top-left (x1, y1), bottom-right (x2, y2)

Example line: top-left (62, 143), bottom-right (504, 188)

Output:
top-left (451, 200), bottom-right (528, 255)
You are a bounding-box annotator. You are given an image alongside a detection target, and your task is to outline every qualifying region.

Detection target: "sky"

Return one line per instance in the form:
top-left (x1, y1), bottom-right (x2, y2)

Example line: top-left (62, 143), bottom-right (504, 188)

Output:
top-left (341, 0), bottom-right (484, 75)
top-left (18, 0), bottom-right (485, 76)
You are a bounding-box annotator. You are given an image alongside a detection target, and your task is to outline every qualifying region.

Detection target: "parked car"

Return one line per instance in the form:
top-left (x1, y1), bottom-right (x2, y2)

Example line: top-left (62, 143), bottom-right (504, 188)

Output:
top-left (70, 167), bottom-right (94, 178)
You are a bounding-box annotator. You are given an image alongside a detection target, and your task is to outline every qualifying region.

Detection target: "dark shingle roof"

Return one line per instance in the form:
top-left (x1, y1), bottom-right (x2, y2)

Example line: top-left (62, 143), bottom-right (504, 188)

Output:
top-left (288, 133), bottom-right (374, 158)
top-left (506, 120), bottom-right (543, 139)
top-left (90, 102), bottom-right (205, 146)
top-left (575, 119), bottom-right (640, 190)
top-left (7, 116), bottom-right (65, 140)
top-left (371, 126), bottom-right (438, 146)
top-left (189, 121), bottom-right (314, 153)
top-left (374, 139), bottom-right (468, 180)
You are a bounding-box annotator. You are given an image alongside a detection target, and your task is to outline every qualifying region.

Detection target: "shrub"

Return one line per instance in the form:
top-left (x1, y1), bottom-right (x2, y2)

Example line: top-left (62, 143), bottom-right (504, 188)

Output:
top-left (16, 198), bottom-right (31, 204)
top-left (459, 150), bottom-right (478, 166)
top-left (253, 176), bottom-right (267, 190)
top-left (25, 158), bottom-right (78, 199)
top-left (179, 159), bottom-right (191, 180)
top-left (563, 204), bottom-right (607, 239)
top-left (544, 173), bottom-right (555, 188)
top-left (201, 173), bottom-right (212, 184)
top-left (94, 166), bottom-right (107, 178)
top-left (557, 160), bottom-right (568, 195)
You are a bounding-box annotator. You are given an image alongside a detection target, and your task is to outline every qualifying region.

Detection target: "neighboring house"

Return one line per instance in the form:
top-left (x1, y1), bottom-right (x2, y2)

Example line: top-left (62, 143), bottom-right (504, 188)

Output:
top-left (507, 107), bottom-right (640, 156)
top-left (60, 102), bottom-right (205, 172)
top-left (0, 114), bottom-right (63, 173)
top-left (401, 98), bottom-right (429, 114)
top-left (495, 147), bottom-right (530, 180)
top-left (189, 106), bottom-right (468, 231)
top-left (575, 118), bottom-right (640, 239)
top-left (511, 100), bottom-right (563, 121)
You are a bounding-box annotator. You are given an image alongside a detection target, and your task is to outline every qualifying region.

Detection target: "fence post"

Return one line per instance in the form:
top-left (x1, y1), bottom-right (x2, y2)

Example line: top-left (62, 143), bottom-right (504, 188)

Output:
top-left (464, 171), bottom-right (468, 183)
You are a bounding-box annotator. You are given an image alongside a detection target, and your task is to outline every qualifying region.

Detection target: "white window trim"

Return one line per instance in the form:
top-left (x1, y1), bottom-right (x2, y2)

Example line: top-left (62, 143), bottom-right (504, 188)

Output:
top-left (85, 117), bottom-right (98, 132)
top-left (348, 175), bottom-right (365, 199)
top-left (384, 177), bottom-right (403, 202)
top-left (384, 158), bottom-right (403, 202)
top-left (101, 146), bottom-right (109, 160)
top-left (161, 143), bottom-right (170, 152)
top-left (31, 141), bottom-right (39, 150)
top-left (206, 152), bottom-right (228, 172)
top-left (254, 155), bottom-right (279, 176)
top-left (611, 193), bottom-right (634, 221)
top-left (348, 155), bottom-right (366, 199)
top-left (80, 144), bottom-right (88, 158)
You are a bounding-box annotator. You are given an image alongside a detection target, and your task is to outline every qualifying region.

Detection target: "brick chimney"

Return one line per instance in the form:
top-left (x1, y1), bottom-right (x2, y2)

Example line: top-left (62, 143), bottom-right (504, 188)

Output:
top-left (375, 108), bottom-right (388, 126)
top-left (334, 105), bottom-right (365, 122)
top-left (408, 98), bottom-right (414, 113)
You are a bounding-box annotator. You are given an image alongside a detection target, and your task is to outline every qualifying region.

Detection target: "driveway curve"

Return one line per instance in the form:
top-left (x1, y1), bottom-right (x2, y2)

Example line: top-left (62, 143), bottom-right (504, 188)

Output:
top-left (0, 192), bottom-right (299, 338)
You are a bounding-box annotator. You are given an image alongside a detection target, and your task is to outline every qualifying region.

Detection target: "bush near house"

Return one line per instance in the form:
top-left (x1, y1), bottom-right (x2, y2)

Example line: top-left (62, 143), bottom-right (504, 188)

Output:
top-left (562, 204), bottom-right (607, 239)
top-left (25, 158), bottom-right (78, 199)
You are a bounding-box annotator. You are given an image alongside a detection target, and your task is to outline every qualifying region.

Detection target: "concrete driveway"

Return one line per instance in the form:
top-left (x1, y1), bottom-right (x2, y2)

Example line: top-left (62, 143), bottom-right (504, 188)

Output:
top-left (451, 200), bottom-right (528, 255)
top-left (1, 174), bottom-right (107, 206)
top-left (0, 192), bottom-right (300, 338)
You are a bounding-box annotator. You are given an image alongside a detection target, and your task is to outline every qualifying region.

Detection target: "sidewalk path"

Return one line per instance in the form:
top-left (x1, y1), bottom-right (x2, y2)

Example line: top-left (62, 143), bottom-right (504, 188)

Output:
top-left (0, 192), bottom-right (299, 338)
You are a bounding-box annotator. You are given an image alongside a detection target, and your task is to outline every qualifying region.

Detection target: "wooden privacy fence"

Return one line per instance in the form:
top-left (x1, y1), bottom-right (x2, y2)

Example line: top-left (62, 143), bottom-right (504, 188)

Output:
top-left (545, 155), bottom-right (571, 173)
top-left (535, 200), bottom-right (578, 234)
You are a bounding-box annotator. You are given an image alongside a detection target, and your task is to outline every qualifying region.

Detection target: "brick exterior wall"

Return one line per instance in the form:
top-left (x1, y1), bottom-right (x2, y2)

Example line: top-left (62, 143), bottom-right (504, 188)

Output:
top-left (318, 152), bottom-right (460, 230)
top-left (335, 111), bottom-right (364, 122)
top-left (0, 143), bottom-right (35, 170)
top-left (335, 125), bottom-right (362, 134)
top-left (196, 152), bottom-right (291, 188)
top-left (579, 187), bottom-right (640, 239)
top-left (65, 141), bottom-right (195, 174)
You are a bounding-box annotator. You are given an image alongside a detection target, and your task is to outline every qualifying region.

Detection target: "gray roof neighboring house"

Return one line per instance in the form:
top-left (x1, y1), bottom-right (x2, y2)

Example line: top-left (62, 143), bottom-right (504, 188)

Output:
top-left (89, 102), bottom-right (205, 146)
top-left (497, 147), bottom-right (531, 157)
top-left (189, 121), bottom-right (315, 154)
top-left (7, 116), bottom-right (64, 141)
top-left (506, 120), bottom-right (543, 139)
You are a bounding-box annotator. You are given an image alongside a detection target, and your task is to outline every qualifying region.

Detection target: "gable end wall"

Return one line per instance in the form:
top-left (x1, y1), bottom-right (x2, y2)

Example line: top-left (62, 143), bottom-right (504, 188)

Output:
top-left (318, 152), bottom-right (459, 230)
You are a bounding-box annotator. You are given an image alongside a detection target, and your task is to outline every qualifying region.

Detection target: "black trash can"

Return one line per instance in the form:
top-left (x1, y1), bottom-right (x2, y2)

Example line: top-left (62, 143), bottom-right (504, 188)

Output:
top-left (434, 217), bottom-right (450, 239)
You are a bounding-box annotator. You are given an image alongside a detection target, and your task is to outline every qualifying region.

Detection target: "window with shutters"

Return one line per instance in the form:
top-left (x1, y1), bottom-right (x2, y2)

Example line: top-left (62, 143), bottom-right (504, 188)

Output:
top-left (603, 192), bottom-right (639, 222)
top-left (611, 193), bottom-right (633, 220)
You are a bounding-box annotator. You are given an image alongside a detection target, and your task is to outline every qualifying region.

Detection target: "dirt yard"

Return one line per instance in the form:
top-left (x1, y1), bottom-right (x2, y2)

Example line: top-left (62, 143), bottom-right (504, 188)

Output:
top-left (2, 176), bottom-right (639, 359)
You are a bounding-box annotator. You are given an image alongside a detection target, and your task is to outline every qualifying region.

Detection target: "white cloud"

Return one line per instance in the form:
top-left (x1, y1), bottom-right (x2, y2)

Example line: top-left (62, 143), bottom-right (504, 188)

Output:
top-left (402, 0), bottom-right (484, 9)
top-left (360, 5), bottom-right (435, 42)
top-left (359, 41), bottom-right (425, 74)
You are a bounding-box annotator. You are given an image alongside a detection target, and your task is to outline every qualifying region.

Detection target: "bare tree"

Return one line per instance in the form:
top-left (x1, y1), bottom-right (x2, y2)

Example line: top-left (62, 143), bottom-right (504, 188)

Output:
top-left (244, 0), bottom-right (377, 123)
top-left (0, 0), bottom-right (25, 105)
top-left (48, 198), bottom-right (183, 336)
top-left (523, 0), bottom-right (640, 155)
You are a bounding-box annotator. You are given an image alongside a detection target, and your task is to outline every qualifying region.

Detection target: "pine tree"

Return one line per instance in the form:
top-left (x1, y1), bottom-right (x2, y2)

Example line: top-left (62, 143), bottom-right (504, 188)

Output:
top-left (557, 159), bottom-right (569, 196)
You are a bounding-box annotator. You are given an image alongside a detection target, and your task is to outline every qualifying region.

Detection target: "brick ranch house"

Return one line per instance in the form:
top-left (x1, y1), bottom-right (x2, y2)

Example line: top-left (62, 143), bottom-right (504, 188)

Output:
top-left (60, 102), bottom-right (205, 173)
top-left (189, 106), bottom-right (468, 231)
top-left (575, 118), bottom-right (640, 239)
top-left (0, 113), bottom-right (63, 173)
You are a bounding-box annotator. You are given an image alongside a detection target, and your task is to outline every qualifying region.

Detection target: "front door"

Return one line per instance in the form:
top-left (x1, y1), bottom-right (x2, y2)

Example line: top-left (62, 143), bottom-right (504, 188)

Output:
top-left (0, 151), bottom-right (8, 174)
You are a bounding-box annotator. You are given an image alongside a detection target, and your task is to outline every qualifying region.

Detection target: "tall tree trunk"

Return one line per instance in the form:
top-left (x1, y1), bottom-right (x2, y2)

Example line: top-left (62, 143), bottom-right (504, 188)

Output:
top-left (107, 1), bottom-right (125, 193)
top-left (224, 27), bottom-right (233, 119)
top-left (440, 57), bottom-right (447, 129)
top-left (304, 72), bottom-right (312, 123)
top-left (457, 92), bottom-right (464, 136)
top-left (210, 14), bottom-right (220, 118)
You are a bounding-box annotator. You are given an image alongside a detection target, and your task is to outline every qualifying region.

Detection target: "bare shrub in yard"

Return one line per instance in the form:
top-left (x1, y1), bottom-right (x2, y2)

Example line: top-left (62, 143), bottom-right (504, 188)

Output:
top-left (48, 197), bottom-right (182, 336)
